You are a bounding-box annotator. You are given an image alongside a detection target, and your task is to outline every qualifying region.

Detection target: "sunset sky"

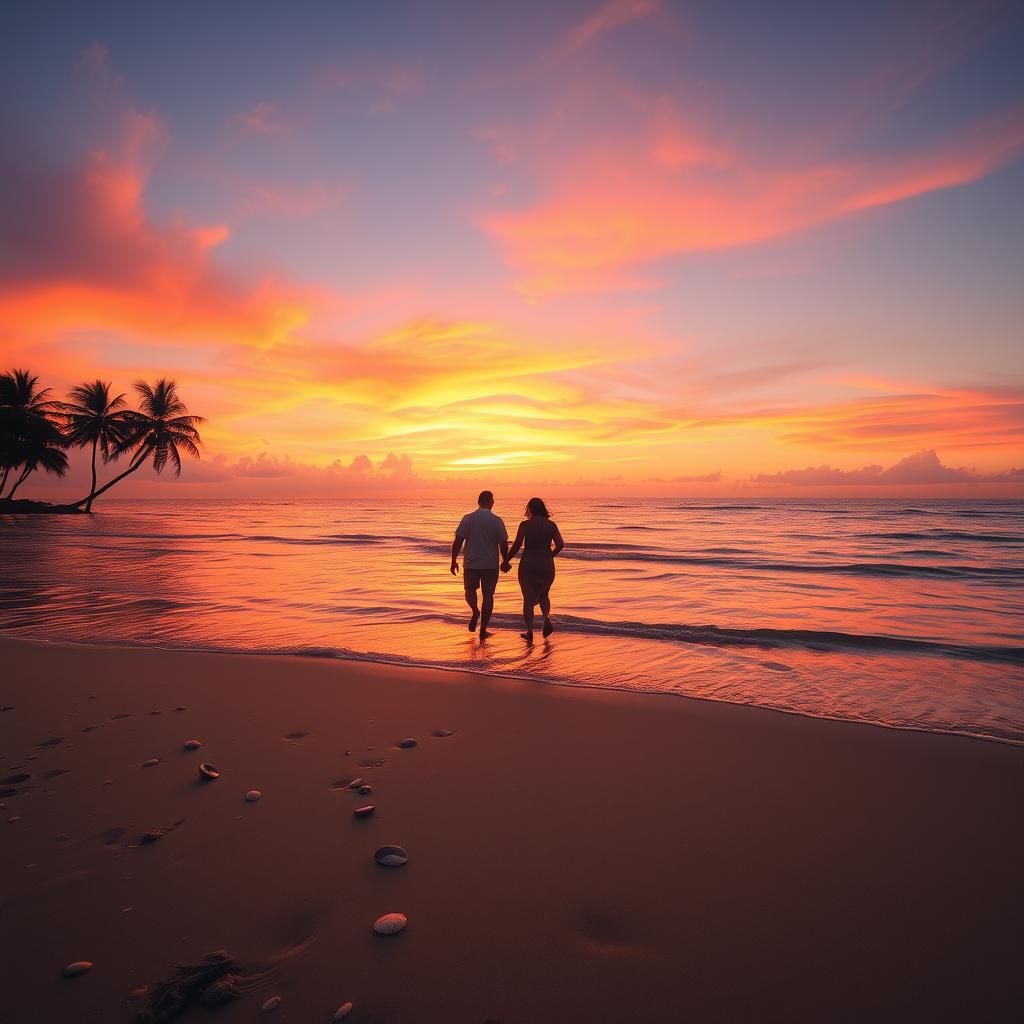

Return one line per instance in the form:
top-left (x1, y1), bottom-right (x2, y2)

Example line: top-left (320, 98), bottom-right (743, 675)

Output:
top-left (2, 0), bottom-right (1023, 498)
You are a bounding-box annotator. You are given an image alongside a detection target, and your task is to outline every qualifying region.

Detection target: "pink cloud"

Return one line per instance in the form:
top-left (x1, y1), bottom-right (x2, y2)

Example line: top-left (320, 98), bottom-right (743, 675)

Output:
top-left (231, 101), bottom-right (288, 136)
top-left (752, 449), bottom-right (1024, 486)
top-left (0, 106), bottom-right (316, 356)
top-left (564, 0), bottom-right (661, 55)
top-left (239, 179), bottom-right (347, 219)
top-left (154, 451), bottom-right (417, 488)
top-left (482, 86), bottom-right (1024, 294)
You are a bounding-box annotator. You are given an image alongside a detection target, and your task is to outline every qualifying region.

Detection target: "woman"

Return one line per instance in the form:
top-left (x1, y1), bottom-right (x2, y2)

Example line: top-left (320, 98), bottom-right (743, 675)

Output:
top-left (505, 497), bottom-right (564, 643)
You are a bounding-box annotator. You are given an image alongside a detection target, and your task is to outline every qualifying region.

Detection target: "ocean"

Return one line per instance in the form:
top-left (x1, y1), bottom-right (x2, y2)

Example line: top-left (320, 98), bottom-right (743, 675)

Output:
top-left (1, 498), bottom-right (1022, 744)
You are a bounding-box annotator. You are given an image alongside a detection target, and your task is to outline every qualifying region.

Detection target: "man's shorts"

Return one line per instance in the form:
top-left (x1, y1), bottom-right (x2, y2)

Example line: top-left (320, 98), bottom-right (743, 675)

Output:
top-left (464, 567), bottom-right (499, 593)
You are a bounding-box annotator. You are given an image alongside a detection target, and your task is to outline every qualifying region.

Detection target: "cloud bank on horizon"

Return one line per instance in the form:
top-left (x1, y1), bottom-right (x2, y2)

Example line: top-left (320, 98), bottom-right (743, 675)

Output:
top-left (1, 0), bottom-right (1022, 498)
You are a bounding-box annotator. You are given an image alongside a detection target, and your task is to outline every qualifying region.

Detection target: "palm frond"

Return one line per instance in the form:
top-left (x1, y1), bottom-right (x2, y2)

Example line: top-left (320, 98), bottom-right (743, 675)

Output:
top-left (173, 435), bottom-right (202, 459)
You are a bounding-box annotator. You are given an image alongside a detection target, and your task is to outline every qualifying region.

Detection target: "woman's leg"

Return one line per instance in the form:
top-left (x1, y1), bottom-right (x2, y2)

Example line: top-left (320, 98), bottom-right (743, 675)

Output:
top-left (540, 591), bottom-right (553, 636)
top-left (521, 593), bottom-right (534, 640)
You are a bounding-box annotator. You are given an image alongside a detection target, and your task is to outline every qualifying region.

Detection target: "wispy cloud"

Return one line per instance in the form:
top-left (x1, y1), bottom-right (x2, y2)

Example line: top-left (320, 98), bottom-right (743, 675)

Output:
top-left (483, 94), bottom-right (1024, 294)
top-left (564, 0), bottom-right (661, 55)
top-left (231, 101), bottom-right (288, 136)
top-left (239, 179), bottom-right (347, 218)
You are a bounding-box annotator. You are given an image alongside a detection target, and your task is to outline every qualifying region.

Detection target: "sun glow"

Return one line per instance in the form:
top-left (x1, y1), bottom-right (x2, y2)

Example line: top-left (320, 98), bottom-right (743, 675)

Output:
top-left (1, 3), bottom-right (1021, 499)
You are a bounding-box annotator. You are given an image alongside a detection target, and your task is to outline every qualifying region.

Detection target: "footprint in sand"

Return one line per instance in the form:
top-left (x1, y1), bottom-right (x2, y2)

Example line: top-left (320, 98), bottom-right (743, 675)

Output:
top-left (283, 731), bottom-right (310, 741)
top-left (93, 826), bottom-right (129, 845)
top-left (571, 907), bottom-right (664, 960)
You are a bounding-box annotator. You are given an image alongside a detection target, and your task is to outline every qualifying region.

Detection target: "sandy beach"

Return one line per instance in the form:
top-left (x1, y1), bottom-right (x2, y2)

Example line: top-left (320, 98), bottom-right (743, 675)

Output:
top-left (1, 635), bottom-right (1021, 1023)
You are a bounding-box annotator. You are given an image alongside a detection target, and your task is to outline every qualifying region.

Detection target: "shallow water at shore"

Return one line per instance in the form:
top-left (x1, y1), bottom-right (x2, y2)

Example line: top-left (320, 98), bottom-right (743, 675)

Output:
top-left (1, 497), bottom-right (1022, 742)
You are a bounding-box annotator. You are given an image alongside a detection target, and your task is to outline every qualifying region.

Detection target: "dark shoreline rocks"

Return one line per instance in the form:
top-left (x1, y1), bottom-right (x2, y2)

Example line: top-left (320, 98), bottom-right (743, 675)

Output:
top-left (0, 498), bottom-right (86, 515)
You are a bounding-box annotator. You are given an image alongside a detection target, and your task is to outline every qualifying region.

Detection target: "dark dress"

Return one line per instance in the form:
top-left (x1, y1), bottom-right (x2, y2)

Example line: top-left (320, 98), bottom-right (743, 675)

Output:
top-left (518, 518), bottom-right (557, 604)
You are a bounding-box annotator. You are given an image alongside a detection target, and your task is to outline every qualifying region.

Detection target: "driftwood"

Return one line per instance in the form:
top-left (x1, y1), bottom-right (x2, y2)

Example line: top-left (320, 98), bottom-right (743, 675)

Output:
top-left (132, 950), bottom-right (242, 1022)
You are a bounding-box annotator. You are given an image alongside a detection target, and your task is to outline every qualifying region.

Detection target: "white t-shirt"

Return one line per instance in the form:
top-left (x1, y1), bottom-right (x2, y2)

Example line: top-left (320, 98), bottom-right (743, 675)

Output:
top-left (456, 508), bottom-right (509, 570)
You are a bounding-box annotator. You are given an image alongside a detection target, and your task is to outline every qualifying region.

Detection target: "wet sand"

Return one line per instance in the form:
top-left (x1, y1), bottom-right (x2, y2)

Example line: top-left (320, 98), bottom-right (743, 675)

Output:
top-left (1, 635), bottom-right (1021, 1023)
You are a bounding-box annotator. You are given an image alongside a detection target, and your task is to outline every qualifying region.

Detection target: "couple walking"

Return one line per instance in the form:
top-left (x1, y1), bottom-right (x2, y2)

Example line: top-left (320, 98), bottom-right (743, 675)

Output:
top-left (450, 490), bottom-right (564, 642)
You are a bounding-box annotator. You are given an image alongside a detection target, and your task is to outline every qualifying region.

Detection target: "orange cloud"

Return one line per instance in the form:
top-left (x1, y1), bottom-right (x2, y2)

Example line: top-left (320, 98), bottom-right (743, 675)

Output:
top-left (483, 95), bottom-right (1024, 294)
top-left (762, 387), bottom-right (1024, 453)
top-left (0, 109), bottom-right (315, 358)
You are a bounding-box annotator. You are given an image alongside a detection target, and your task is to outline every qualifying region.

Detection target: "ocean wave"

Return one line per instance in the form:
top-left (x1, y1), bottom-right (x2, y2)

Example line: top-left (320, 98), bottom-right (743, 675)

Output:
top-left (13, 633), bottom-right (1022, 746)
top-left (519, 614), bottom-right (1024, 666)
top-left (557, 548), bottom-right (1024, 579)
top-left (861, 530), bottom-right (1023, 543)
top-left (675, 504), bottom-right (765, 511)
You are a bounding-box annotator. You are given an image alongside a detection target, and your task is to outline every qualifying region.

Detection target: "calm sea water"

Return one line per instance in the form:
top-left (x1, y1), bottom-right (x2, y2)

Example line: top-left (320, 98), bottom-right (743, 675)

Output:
top-left (1, 498), bottom-right (1022, 743)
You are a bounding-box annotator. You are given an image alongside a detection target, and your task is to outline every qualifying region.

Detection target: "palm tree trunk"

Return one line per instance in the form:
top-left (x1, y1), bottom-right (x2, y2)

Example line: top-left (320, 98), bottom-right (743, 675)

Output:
top-left (86, 436), bottom-right (98, 513)
top-left (6, 466), bottom-right (33, 499)
top-left (0, 466), bottom-right (9, 494)
top-left (70, 447), bottom-right (151, 508)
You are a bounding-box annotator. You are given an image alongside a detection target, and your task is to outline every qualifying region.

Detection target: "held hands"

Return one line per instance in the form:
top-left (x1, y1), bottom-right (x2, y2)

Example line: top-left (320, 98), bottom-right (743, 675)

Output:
top-left (450, 561), bottom-right (459, 576)
top-left (500, 561), bottom-right (512, 573)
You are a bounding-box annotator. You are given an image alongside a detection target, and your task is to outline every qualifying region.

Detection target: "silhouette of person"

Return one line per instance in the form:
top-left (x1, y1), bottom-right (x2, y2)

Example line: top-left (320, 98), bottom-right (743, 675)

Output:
top-left (504, 497), bottom-right (564, 643)
top-left (451, 490), bottom-right (510, 639)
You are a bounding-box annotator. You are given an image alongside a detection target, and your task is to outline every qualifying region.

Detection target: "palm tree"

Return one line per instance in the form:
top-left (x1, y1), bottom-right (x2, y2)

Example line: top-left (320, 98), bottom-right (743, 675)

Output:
top-left (70, 378), bottom-right (204, 507)
top-left (1, 369), bottom-right (66, 498)
top-left (58, 380), bottom-right (133, 512)
top-left (3, 429), bottom-right (69, 498)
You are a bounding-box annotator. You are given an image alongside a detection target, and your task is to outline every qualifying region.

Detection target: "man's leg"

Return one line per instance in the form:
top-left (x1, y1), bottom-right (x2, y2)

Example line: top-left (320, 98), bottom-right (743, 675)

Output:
top-left (479, 571), bottom-right (498, 638)
top-left (464, 570), bottom-right (480, 632)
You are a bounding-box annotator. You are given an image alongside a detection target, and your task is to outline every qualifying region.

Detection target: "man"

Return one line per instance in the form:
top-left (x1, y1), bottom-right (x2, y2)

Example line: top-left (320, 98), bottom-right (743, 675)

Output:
top-left (450, 490), bottom-right (510, 639)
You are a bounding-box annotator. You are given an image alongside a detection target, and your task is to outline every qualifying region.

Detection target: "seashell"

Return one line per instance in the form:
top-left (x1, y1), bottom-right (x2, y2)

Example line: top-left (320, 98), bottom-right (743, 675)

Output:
top-left (431, 729), bottom-right (456, 737)
top-left (245, 790), bottom-right (261, 802)
top-left (261, 994), bottom-right (282, 1012)
top-left (8, 815), bottom-right (21, 823)
top-left (334, 1001), bottom-right (354, 1019)
top-left (373, 912), bottom-right (407, 935)
top-left (374, 845), bottom-right (408, 867)
top-left (142, 758), bottom-right (160, 767)
top-left (353, 804), bottom-right (375, 817)
top-left (183, 739), bottom-right (202, 750)
top-left (63, 960), bottom-right (93, 977)
top-left (397, 738), bottom-right (417, 749)
top-left (358, 784), bottom-right (372, 795)
top-left (198, 762), bottom-right (220, 781)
